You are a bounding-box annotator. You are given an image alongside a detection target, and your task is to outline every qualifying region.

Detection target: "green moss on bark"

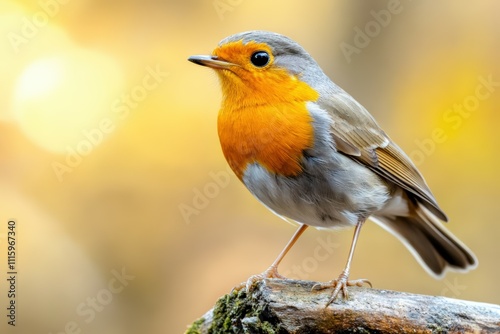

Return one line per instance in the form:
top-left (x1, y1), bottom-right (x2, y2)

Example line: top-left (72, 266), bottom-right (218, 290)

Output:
top-left (186, 286), bottom-right (285, 334)
top-left (185, 317), bottom-right (205, 334)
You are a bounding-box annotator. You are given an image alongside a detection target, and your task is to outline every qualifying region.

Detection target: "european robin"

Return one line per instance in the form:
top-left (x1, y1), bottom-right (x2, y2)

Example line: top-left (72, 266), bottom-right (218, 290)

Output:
top-left (188, 31), bottom-right (477, 304)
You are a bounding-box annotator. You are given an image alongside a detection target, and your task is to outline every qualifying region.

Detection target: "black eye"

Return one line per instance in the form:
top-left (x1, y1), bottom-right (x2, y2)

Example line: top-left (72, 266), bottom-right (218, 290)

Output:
top-left (250, 51), bottom-right (270, 67)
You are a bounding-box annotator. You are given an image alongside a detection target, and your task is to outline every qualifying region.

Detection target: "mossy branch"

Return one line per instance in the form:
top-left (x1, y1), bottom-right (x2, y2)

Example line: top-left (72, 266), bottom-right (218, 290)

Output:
top-left (186, 279), bottom-right (500, 333)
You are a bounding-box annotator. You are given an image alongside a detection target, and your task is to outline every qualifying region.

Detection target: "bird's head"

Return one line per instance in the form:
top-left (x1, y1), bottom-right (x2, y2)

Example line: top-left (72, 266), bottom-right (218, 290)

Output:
top-left (188, 31), bottom-right (324, 107)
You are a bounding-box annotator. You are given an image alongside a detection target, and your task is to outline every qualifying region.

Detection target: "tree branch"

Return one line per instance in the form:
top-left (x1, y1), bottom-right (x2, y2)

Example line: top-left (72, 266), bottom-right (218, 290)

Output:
top-left (186, 279), bottom-right (500, 333)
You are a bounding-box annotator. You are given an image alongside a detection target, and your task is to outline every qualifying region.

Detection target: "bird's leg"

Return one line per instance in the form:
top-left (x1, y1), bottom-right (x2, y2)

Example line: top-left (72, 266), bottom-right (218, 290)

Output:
top-left (263, 223), bottom-right (308, 278)
top-left (312, 219), bottom-right (372, 306)
top-left (234, 224), bottom-right (308, 292)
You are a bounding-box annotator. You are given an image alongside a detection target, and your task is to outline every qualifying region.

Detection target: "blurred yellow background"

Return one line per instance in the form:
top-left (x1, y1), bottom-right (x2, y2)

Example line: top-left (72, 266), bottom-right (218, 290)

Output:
top-left (0, 1), bottom-right (499, 333)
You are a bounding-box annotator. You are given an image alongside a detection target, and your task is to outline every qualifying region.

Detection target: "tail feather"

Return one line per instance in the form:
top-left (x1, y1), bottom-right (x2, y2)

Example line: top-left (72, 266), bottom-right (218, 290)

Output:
top-left (373, 204), bottom-right (477, 277)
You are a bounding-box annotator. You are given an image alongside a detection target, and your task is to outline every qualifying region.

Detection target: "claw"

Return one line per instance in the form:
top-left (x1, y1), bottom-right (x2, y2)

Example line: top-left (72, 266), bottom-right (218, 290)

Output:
top-left (232, 265), bottom-right (288, 293)
top-left (312, 271), bottom-right (372, 306)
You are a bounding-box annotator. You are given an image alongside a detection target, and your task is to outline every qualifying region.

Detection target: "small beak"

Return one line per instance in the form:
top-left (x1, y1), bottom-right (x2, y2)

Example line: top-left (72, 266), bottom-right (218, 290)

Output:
top-left (188, 55), bottom-right (236, 70)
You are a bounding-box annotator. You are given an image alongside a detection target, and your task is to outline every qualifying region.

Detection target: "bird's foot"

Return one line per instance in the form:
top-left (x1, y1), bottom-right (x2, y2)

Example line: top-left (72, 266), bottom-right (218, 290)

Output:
top-left (232, 265), bottom-right (288, 293)
top-left (312, 270), bottom-right (371, 306)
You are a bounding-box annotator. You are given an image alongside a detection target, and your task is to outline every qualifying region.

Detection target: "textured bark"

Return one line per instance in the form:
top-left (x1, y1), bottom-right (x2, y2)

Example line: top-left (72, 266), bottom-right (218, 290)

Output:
top-left (185, 279), bottom-right (500, 334)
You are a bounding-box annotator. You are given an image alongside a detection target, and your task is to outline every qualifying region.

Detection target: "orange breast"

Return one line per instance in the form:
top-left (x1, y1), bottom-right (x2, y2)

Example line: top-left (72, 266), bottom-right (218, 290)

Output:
top-left (218, 100), bottom-right (316, 180)
top-left (213, 43), bottom-right (320, 180)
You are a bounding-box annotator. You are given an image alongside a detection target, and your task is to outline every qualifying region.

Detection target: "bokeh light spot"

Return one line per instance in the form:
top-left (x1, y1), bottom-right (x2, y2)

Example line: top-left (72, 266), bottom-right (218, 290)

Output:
top-left (13, 48), bottom-right (124, 153)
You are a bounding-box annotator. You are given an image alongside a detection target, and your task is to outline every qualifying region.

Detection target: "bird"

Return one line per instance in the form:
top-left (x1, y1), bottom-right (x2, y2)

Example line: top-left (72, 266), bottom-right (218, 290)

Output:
top-left (188, 30), bottom-right (477, 305)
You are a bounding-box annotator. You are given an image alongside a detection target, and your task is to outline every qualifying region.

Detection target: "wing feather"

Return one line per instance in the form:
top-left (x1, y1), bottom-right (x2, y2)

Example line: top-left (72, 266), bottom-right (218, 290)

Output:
top-left (321, 93), bottom-right (448, 222)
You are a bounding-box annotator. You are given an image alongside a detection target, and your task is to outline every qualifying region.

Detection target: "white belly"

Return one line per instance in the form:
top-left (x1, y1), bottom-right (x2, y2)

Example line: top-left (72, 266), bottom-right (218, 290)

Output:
top-left (242, 153), bottom-right (391, 229)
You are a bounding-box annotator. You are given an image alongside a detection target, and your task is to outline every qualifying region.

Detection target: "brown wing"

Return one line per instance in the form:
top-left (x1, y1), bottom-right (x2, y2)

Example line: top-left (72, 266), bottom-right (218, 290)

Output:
top-left (321, 93), bottom-right (448, 222)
